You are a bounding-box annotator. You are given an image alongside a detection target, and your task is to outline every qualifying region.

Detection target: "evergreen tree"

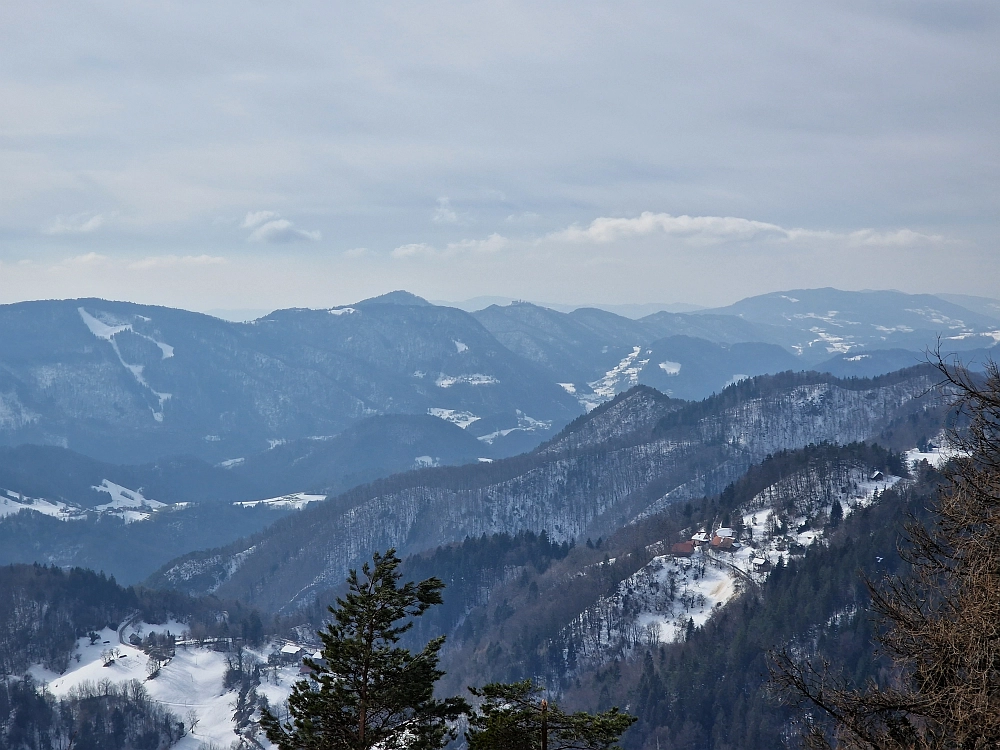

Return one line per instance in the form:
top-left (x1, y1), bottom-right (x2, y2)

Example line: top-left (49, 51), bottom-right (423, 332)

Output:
top-left (467, 680), bottom-right (635, 750)
top-left (261, 549), bottom-right (468, 750)
top-left (828, 498), bottom-right (843, 528)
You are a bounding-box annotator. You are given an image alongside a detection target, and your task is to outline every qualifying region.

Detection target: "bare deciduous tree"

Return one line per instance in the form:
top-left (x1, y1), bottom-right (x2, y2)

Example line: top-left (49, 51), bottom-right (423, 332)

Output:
top-left (770, 355), bottom-right (1000, 749)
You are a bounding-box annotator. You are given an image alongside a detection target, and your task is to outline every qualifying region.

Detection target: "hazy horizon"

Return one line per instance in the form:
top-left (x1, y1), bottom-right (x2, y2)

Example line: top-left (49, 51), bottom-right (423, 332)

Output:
top-left (1, 2), bottom-right (997, 310)
top-left (2, 286), bottom-right (997, 324)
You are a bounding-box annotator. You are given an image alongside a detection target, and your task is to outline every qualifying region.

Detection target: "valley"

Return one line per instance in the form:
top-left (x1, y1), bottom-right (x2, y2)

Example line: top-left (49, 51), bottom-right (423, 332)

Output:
top-left (0, 287), bottom-right (993, 749)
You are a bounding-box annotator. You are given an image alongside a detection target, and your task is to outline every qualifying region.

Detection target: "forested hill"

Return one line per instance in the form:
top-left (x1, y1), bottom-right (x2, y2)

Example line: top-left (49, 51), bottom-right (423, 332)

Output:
top-left (294, 442), bottom-right (937, 750)
top-left (0, 443), bottom-right (943, 750)
top-left (0, 564), bottom-right (264, 677)
top-left (146, 366), bottom-right (943, 612)
top-left (563, 461), bottom-right (945, 750)
top-left (0, 296), bottom-right (580, 463)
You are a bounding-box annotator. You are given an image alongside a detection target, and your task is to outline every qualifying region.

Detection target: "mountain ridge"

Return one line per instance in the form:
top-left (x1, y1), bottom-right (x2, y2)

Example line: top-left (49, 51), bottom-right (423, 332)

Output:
top-left (146, 365), bottom-right (943, 612)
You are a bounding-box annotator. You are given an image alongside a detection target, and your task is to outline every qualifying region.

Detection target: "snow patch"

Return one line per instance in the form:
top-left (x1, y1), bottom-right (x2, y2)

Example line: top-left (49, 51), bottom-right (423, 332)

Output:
top-left (906, 445), bottom-right (963, 469)
top-left (435, 373), bottom-right (498, 388)
top-left (78, 308), bottom-right (173, 420)
top-left (874, 324), bottom-right (915, 333)
top-left (903, 307), bottom-right (966, 329)
top-left (0, 490), bottom-right (86, 521)
top-left (944, 330), bottom-right (1000, 343)
top-left (557, 382), bottom-right (577, 394)
top-left (217, 457), bottom-right (245, 469)
top-left (427, 408), bottom-right (481, 429)
top-left (806, 327), bottom-right (855, 354)
top-left (93, 480), bottom-right (166, 523)
top-left (413, 456), bottom-right (439, 468)
top-left (328, 306), bottom-right (356, 315)
top-left (658, 360), bottom-right (681, 375)
top-left (234, 492), bottom-right (326, 510)
top-left (477, 411), bottom-right (552, 444)
top-left (588, 346), bottom-right (649, 403)
top-left (453, 339), bottom-right (469, 353)
top-left (565, 551), bottom-right (739, 669)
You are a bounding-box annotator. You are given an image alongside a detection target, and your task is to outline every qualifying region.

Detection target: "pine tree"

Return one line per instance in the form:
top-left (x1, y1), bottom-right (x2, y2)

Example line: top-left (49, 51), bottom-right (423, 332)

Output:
top-left (261, 549), bottom-right (468, 750)
top-left (467, 680), bottom-right (635, 750)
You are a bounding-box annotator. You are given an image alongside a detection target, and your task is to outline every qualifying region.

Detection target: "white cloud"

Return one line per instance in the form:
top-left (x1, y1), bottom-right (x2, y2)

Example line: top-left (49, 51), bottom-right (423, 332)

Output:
top-left (391, 242), bottom-right (435, 259)
top-left (241, 210), bottom-right (321, 243)
top-left (242, 210), bottom-right (280, 229)
top-left (128, 254), bottom-right (227, 270)
top-left (548, 212), bottom-right (785, 244)
top-left (248, 218), bottom-right (321, 243)
top-left (849, 228), bottom-right (944, 246)
top-left (43, 213), bottom-right (106, 235)
top-left (391, 233), bottom-right (509, 259)
top-left (446, 233), bottom-right (508, 253)
top-left (548, 212), bottom-right (945, 248)
top-left (55, 252), bottom-right (110, 267)
top-left (432, 197), bottom-right (459, 224)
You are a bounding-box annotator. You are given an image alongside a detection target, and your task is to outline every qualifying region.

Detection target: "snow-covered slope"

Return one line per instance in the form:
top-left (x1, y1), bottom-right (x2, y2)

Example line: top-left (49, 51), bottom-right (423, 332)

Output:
top-left (149, 368), bottom-right (940, 613)
top-left (32, 620), bottom-right (307, 750)
top-left (563, 459), bottom-right (903, 672)
top-left (0, 480), bottom-right (166, 524)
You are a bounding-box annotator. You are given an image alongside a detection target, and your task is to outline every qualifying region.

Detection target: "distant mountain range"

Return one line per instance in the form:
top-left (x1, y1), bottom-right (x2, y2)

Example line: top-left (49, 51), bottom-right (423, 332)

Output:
top-left (698, 287), bottom-right (1000, 355)
top-left (147, 366), bottom-right (944, 612)
top-left (0, 291), bottom-right (579, 464)
top-left (469, 289), bottom-right (998, 404)
top-left (0, 286), bottom-right (993, 522)
top-left (436, 296), bottom-right (706, 317)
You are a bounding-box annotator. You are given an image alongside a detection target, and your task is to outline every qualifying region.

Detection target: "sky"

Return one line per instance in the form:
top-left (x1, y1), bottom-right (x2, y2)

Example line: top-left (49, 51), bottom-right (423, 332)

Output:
top-left (0, 0), bottom-right (997, 312)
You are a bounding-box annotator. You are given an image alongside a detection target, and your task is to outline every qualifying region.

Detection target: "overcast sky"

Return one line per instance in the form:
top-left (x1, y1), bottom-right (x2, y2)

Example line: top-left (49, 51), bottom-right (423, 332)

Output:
top-left (1, 0), bottom-right (997, 312)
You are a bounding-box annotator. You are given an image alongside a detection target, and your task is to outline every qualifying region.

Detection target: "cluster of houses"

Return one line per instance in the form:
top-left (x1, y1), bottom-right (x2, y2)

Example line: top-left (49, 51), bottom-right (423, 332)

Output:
top-left (670, 527), bottom-right (741, 556)
top-left (275, 643), bottom-right (326, 675)
top-left (670, 526), bottom-right (774, 574)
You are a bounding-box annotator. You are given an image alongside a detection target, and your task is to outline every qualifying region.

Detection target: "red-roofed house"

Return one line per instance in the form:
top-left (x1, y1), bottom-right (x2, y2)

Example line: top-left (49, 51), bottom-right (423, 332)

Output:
top-left (671, 540), bottom-right (695, 557)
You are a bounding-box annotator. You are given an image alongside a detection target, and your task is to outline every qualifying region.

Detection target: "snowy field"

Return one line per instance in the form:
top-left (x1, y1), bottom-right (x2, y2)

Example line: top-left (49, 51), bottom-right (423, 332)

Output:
top-left (905, 444), bottom-right (963, 469)
top-left (427, 407), bottom-right (481, 429)
top-left (0, 479), bottom-right (168, 523)
top-left (476, 411), bottom-right (552, 444)
top-left (234, 492), bottom-right (327, 510)
top-left (30, 620), bottom-right (306, 750)
top-left (0, 490), bottom-right (84, 521)
top-left (93, 479), bottom-right (166, 523)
